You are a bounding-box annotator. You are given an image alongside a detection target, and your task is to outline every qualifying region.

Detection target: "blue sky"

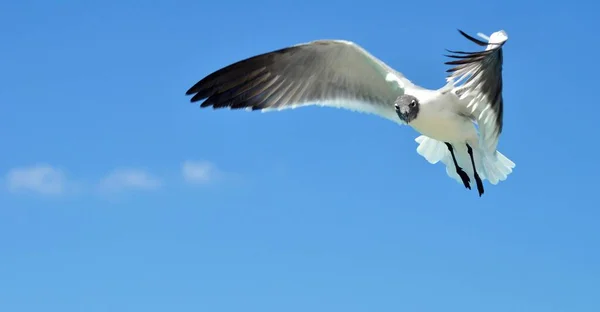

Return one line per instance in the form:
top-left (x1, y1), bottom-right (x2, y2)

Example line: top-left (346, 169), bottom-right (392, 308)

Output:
top-left (1, 0), bottom-right (599, 311)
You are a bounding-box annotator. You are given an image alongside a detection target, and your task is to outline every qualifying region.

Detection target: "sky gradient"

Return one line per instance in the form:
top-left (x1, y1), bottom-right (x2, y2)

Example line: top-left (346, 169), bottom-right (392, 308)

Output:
top-left (1, 0), bottom-right (599, 311)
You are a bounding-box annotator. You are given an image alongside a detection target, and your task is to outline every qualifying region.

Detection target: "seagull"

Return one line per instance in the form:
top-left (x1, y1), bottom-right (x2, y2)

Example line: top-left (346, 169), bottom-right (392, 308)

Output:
top-left (185, 29), bottom-right (515, 196)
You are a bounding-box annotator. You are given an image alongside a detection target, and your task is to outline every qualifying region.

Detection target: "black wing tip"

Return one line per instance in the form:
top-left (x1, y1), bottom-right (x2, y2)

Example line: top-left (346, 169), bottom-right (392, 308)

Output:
top-left (185, 87), bottom-right (196, 96)
top-left (185, 82), bottom-right (212, 106)
top-left (185, 80), bottom-right (204, 99)
top-left (183, 47), bottom-right (287, 105)
top-left (444, 53), bottom-right (473, 59)
top-left (185, 87), bottom-right (267, 110)
top-left (444, 48), bottom-right (471, 54)
top-left (456, 29), bottom-right (488, 46)
top-left (185, 87), bottom-right (205, 104)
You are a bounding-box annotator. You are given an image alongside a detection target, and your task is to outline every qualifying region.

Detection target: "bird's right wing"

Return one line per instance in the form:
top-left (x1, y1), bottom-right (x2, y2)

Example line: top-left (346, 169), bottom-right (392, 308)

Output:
top-left (444, 30), bottom-right (508, 154)
top-left (185, 40), bottom-right (419, 123)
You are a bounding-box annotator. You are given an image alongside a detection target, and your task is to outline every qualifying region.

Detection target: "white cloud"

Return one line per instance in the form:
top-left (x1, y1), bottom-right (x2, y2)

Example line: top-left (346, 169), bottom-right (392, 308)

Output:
top-left (98, 168), bottom-right (162, 192)
top-left (5, 164), bottom-right (67, 195)
top-left (181, 160), bottom-right (221, 184)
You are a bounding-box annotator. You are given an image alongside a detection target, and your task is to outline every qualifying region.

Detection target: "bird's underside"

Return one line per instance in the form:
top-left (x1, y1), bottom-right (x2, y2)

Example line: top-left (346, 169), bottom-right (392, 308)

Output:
top-left (185, 29), bottom-right (513, 196)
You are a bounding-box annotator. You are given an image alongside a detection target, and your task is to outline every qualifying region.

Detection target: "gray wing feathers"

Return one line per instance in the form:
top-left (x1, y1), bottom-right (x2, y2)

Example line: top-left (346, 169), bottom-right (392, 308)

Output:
top-left (185, 40), bottom-right (406, 116)
top-left (445, 30), bottom-right (507, 153)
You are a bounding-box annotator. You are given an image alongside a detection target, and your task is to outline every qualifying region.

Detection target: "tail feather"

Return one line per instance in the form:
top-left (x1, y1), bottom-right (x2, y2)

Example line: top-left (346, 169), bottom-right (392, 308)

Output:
top-left (415, 135), bottom-right (447, 164)
top-left (480, 150), bottom-right (515, 185)
top-left (414, 135), bottom-right (515, 186)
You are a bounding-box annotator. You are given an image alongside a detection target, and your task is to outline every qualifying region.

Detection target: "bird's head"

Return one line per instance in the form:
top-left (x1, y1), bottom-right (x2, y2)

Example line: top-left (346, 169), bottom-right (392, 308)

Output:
top-left (394, 94), bottom-right (420, 123)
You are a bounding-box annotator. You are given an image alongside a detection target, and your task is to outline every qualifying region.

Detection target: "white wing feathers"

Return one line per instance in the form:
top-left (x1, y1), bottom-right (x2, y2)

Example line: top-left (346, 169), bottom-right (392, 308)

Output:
top-left (445, 30), bottom-right (508, 154)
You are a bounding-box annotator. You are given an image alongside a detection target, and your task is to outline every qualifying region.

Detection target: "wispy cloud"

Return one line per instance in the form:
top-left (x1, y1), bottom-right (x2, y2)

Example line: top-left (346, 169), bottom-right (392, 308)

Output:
top-left (4, 161), bottom-right (228, 197)
top-left (4, 164), bottom-right (67, 195)
top-left (98, 168), bottom-right (162, 192)
top-left (181, 160), bottom-right (222, 184)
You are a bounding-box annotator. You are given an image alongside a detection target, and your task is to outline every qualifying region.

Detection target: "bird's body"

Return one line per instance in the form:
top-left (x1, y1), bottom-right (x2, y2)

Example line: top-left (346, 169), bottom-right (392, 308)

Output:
top-left (185, 30), bottom-right (515, 196)
top-left (407, 90), bottom-right (478, 144)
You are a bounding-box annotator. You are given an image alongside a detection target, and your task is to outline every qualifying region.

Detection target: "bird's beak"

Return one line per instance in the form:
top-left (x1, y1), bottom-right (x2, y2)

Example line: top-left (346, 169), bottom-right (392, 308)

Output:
top-left (395, 104), bottom-right (410, 122)
top-left (399, 106), bottom-right (410, 115)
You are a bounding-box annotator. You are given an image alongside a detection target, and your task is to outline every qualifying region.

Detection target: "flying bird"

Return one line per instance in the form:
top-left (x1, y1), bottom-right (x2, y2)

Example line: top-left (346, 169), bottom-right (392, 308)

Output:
top-left (185, 29), bottom-right (515, 196)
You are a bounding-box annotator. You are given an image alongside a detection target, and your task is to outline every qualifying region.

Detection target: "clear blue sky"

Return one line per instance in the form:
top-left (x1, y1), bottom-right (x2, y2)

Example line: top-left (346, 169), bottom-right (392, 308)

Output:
top-left (1, 0), bottom-right (599, 311)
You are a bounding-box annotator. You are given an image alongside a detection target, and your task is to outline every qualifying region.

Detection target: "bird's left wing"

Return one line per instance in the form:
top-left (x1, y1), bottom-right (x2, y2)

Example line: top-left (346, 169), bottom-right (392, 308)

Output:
top-left (445, 30), bottom-right (508, 153)
top-left (185, 40), bottom-right (417, 123)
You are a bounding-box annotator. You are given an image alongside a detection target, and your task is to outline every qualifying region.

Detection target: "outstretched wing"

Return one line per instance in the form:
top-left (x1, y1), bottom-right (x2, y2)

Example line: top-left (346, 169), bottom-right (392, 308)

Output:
top-left (445, 30), bottom-right (508, 153)
top-left (185, 40), bottom-right (418, 123)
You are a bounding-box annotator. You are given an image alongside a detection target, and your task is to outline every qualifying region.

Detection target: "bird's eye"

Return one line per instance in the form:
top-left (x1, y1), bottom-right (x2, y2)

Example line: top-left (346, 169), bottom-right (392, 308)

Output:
top-left (409, 100), bottom-right (416, 107)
